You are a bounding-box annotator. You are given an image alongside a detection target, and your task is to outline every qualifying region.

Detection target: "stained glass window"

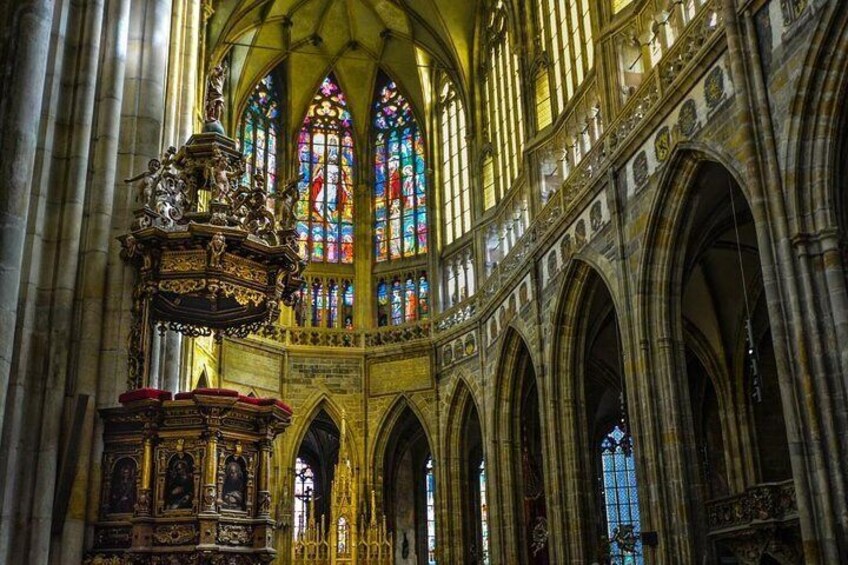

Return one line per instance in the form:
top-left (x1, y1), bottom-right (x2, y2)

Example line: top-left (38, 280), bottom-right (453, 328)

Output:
top-left (425, 456), bottom-right (437, 565)
top-left (479, 460), bottom-right (490, 565)
top-left (297, 74), bottom-right (355, 264)
top-left (600, 425), bottom-right (643, 564)
top-left (337, 516), bottom-right (349, 555)
top-left (239, 73), bottom-right (282, 197)
top-left (377, 281), bottom-right (389, 327)
top-left (536, 0), bottom-right (594, 120)
top-left (438, 77), bottom-right (472, 246)
top-left (311, 280), bottom-right (324, 327)
top-left (391, 279), bottom-right (403, 326)
top-left (376, 272), bottom-right (430, 327)
top-left (483, 1), bottom-right (525, 209)
top-left (342, 281), bottom-right (354, 329)
top-left (373, 75), bottom-right (428, 261)
top-left (293, 457), bottom-right (314, 540)
top-left (296, 277), bottom-right (355, 329)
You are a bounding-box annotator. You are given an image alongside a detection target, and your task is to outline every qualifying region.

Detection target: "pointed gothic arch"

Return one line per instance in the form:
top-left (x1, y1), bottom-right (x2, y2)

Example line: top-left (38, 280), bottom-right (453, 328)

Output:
top-left (443, 377), bottom-right (488, 564)
top-left (490, 328), bottom-right (549, 564)
top-left (372, 397), bottom-right (436, 565)
top-left (637, 148), bottom-right (799, 560)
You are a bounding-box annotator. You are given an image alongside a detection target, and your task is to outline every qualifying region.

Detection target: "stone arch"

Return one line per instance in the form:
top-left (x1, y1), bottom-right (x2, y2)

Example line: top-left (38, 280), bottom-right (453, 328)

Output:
top-left (370, 395), bottom-right (435, 481)
top-left (442, 377), bottom-right (487, 563)
top-left (782, 2), bottom-right (848, 232)
top-left (288, 393), bottom-right (357, 471)
top-left (549, 258), bottom-right (642, 562)
top-left (370, 395), bottom-right (435, 564)
top-left (637, 147), bottom-right (800, 560)
top-left (489, 327), bottom-right (549, 564)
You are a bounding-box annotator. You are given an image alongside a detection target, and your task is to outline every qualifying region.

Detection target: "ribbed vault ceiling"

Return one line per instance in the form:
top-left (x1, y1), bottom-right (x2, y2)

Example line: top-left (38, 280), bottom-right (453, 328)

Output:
top-left (208, 0), bottom-right (479, 137)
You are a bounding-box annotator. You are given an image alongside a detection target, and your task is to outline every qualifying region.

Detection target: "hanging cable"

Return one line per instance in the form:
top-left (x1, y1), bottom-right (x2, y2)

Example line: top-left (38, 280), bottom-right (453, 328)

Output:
top-left (728, 177), bottom-right (762, 403)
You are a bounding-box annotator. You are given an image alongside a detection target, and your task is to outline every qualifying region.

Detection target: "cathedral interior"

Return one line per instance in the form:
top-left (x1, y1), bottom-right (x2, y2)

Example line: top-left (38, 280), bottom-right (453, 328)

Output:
top-left (2, 0), bottom-right (848, 563)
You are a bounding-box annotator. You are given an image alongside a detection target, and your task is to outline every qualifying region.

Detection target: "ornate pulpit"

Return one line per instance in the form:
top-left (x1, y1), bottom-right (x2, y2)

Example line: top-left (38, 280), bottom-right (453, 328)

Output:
top-left (85, 66), bottom-right (304, 565)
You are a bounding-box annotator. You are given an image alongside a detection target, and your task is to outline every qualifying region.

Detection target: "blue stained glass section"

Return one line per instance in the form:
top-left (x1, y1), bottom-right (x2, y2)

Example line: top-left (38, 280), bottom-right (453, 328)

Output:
top-left (601, 425), bottom-right (643, 564)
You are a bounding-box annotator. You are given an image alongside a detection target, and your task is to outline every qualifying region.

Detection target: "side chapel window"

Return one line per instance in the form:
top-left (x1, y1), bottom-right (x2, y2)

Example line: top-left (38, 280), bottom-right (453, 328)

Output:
top-left (479, 460), bottom-right (490, 564)
top-left (600, 424), bottom-right (643, 563)
top-left (425, 456), bottom-right (437, 565)
top-left (239, 72), bottom-right (282, 197)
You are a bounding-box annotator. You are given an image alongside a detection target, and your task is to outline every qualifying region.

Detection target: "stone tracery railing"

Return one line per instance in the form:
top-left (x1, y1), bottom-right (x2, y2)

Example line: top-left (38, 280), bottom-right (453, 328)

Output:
top-left (258, 322), bottom-right (432, 349)
top-left (706, 481), bottom-right (798, 533)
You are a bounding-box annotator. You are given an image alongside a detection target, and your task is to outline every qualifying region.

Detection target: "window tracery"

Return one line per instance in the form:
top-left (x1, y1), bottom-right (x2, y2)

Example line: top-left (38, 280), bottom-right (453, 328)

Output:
top-left (296, 74), bottom-right (355, 264)
top-left (483, 1), bottom-right (524, 209)
top-left (437, 76), bottom-right (472, 246)
top-left (239, 72), bottom-right (282, 198)
top-left (373, 75), bottom-right (428, 261)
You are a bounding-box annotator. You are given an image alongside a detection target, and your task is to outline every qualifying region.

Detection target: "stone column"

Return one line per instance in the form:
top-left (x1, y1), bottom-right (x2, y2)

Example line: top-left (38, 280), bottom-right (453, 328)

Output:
top-left (59, 1), bottom-right (133, 561)
top-left (0, 0), bottom-right (54, 444)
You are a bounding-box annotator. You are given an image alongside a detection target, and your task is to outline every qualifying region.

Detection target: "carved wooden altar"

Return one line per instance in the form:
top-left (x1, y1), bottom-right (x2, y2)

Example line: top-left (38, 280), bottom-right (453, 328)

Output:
top-left (292, 419), bottom-right (392, 565)
top-left (85, 388), bottom-right (291, 564)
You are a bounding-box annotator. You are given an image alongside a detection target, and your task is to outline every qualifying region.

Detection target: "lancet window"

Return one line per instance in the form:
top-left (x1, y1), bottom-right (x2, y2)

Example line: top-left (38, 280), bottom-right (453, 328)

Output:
top-left (479, 460), bottom-right (490, 565)
top-left (375, 272), bottom-right (430, 327)
top-left (535, 0), bottom-right (594, 122)
top-left (444, 249), bottom-right (475, 308)
top-left (600, 424), bottom-right (643, 563)
top-left (482, 1), bottom-right (524, 209)
top-left (425, 456), bottom-right (437, 565)
top-left (239, 72), bottom-right (282, 194)
top-left (373, 75), bottom-right (428, 261)
top-left (296, 75), bottom-right (355, 264)
top-left (437, 77), bottom-right (472, 246)
top-left (293, 457), bottom-right (314, 540)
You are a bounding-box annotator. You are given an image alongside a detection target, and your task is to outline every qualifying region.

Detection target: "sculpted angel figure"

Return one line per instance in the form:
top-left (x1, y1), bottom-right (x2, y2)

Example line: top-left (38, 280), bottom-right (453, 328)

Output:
top-left (125, 158), bottom-right (162, 206)
top-left (205, 148), bottom-right (235, 202)
top-left (204, 63), bottom-right (227, 124)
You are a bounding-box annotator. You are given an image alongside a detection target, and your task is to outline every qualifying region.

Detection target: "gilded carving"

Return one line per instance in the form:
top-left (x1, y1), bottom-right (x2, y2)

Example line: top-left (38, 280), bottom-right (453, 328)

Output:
top-left (154, 524), bottom-right (197, 546)
top-left (161, 252), bottom-right (205, 273)
top-left (159, 279), bottom-right (207, 295)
